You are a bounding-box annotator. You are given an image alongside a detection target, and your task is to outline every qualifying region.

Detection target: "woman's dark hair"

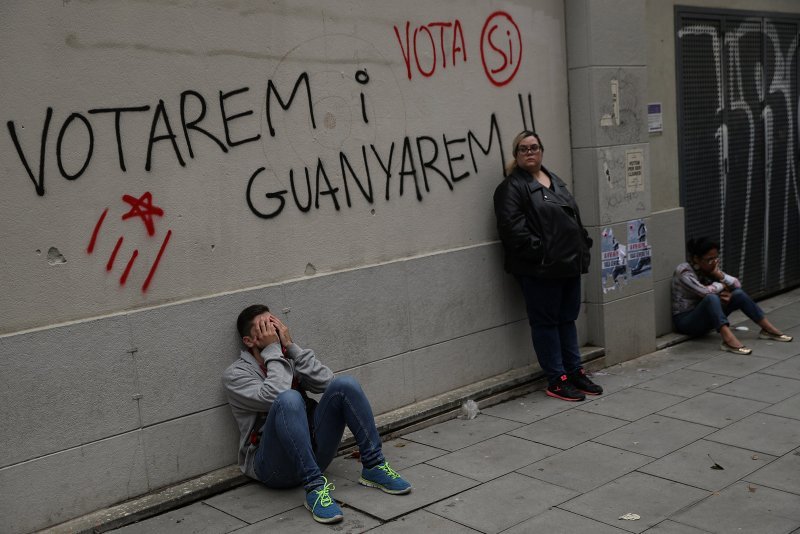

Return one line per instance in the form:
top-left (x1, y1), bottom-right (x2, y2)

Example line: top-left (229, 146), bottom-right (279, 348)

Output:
top-left (686, 237), bottom-right (720, 259)
top-left (237, 304), bottom-right (270, 338)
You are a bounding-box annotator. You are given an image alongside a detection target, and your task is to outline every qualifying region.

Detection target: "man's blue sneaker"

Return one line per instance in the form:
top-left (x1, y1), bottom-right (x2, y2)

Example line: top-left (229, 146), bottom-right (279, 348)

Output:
top-left (304, 477), bottom-right (343, 524)
top-left (359, 461), bottom-right (412, 494)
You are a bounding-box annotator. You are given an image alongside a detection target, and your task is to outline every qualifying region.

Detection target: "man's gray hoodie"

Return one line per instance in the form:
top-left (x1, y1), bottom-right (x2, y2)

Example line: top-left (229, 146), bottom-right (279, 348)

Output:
top-left (222, 342), bottom-right (333, 479)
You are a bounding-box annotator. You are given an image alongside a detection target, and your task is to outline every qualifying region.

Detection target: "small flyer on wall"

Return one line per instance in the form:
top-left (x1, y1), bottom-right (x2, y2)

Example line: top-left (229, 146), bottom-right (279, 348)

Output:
top-left (628, 219), bottom-right (653, 279)
top-left (627, 219), bottom-right (652, 280)
top-left (601, 220), bottom-right (652, 292)
top-left (648, 102), bottom-right (663, 133)
top-left (601, 227), bottom-right (627, 293)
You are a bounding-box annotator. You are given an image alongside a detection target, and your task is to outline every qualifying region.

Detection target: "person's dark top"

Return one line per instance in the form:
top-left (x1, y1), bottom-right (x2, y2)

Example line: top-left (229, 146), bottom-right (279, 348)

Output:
top-left (494, 165), bottom-right (592, 278)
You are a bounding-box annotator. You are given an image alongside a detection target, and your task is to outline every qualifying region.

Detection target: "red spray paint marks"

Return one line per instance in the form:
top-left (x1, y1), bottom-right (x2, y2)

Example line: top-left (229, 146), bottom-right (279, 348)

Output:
top-left (393, 12), bottom-right (522, 87)
top-left (480, 11), bottom-right (522, 87)
top-left (393, 20), bottom-right (467, 80)
top-left (87, 191), bottom-right (172, 292)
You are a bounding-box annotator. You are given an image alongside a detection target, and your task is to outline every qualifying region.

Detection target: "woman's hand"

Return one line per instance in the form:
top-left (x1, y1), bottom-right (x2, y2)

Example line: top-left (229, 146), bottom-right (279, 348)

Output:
top-left (719, 289), bottom-right (732, 304)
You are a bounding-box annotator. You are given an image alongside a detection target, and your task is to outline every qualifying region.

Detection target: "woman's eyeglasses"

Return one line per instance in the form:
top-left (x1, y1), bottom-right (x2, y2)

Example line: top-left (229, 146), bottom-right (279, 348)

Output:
top-left (517, 144), bottom-right (542, 154)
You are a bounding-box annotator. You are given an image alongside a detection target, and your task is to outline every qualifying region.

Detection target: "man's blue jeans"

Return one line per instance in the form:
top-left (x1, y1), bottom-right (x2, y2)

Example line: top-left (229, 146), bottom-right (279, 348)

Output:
top-left (517, 275), bottom-right (583, 386)
top-left (673, 288), bottom-right (765, 336)
top-left (254, 375), bottom-right (384, 492)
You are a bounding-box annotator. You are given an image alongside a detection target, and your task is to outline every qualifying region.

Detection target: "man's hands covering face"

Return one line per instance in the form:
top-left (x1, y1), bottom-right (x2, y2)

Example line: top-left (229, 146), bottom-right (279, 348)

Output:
top-left (250, 315), bottom-right (280, 350)
top-left (268, 315), bottom-right (293, 349)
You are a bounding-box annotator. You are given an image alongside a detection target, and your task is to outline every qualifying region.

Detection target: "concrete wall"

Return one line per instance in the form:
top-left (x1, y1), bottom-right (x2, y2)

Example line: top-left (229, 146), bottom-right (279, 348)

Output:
top-left (0, 1), bottom-right (570, 531)
top-left (565, 0), bottom-right (655, 362)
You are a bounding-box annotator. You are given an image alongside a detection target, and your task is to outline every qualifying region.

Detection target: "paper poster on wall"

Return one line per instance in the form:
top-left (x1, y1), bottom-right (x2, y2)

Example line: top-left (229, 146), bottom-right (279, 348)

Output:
top-left (627, 219), bottom-right (652, 279)
top-left (601, 227), bottom-right (627, 293)
top-left (626, 149), bottom-right (644, 193)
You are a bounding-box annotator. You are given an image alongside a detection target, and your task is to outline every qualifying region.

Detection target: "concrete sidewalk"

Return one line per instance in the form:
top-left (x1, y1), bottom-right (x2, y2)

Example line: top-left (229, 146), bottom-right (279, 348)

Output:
top-left (109, 292), bottom-right (800, 534)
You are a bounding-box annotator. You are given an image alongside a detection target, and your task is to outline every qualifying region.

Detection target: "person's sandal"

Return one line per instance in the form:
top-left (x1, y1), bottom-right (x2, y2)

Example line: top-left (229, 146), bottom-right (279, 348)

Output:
top-left (720, 342), bottom-right (752, 355)
top-left (758, 330), bottom-right (793, 342)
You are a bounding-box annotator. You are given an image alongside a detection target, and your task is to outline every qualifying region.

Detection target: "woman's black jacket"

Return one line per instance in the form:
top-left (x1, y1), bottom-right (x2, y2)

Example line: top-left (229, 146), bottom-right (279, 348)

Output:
top-left (493, 166), bottom-right (592, 278)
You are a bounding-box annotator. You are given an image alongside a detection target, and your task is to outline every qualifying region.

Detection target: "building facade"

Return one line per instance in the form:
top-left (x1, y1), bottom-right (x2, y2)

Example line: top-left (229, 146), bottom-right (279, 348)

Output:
top-left (1, 1), bottom-right (798, 531)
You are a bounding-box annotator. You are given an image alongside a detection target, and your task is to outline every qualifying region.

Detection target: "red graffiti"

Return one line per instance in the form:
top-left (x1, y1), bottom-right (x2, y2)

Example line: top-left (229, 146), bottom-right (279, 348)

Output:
top-left (87, 192), bottom-right (172, 292)
top-left (393, 20), bottom-right (467, 80)
top-left (142, 230), bottom-right (172, 292)
top-left (122, 191), bottom-right (164, 236)
top-left (480, 11), bottom-right (522, 87)
top-left (107, 236), bottom-right (124, 271)
top-left (86, 207), bottom-right (108, 253)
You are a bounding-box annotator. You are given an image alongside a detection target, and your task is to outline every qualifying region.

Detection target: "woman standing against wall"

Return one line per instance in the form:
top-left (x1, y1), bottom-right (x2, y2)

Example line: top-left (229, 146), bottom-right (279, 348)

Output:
top-left (493, 131), bottom-right (601, 402)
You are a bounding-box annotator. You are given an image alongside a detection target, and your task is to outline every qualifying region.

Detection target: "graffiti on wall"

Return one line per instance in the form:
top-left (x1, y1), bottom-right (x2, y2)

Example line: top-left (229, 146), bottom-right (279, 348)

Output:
top-left (5, 10), bottom-right (528, 294)
top-left (678, 16), bottom-right (800, 293)
top-left (86, 192), bottom-right (172, 292)
top-left (392, 11), bottom-right (522, 87)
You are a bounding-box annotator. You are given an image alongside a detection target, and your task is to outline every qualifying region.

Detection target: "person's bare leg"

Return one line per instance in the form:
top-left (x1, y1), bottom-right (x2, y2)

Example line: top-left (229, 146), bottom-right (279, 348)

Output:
top-left (757, 317), bottom-right (784, 336)
top-left (719, 325), bottom-right (744, 348)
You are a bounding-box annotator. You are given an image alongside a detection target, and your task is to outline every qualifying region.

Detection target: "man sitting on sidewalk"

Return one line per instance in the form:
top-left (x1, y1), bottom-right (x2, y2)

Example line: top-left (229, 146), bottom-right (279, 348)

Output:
top-left (222, 304), bottom-right (411, 524)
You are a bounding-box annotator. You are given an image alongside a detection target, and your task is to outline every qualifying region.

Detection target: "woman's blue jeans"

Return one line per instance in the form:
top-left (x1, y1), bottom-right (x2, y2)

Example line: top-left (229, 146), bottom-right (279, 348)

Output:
top-left (517, 275), bottom-right (583, 386)
top-left (254, 375), bottom-right (384, 492)
top-left (673, 288), bottom-right (765, 336)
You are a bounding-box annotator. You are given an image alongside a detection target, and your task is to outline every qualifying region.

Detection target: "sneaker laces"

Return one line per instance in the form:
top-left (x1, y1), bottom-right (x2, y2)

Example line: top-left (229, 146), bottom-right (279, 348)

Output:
top-left (310, 477), bottom-right (336, 509)
top-left (376, 462), bottom-right (400, 479)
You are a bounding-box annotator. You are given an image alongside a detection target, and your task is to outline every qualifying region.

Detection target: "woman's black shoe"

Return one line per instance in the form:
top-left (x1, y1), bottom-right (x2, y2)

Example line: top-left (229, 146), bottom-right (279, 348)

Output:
top-left (568, 369), bottom-right (603, 395)
top-left (546, 375), bottom-right (586, 401)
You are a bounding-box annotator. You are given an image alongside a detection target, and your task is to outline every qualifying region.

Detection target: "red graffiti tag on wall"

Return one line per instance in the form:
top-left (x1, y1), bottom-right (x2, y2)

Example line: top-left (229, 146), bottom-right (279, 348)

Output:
top-left (393, 12), bottom-right (522, 86)
top-left (394, 20), bottom-right (467, 80)
top-left (480, 11), bottom-right (522, 87)
top-left (87, 191), bottom-right (172, 292)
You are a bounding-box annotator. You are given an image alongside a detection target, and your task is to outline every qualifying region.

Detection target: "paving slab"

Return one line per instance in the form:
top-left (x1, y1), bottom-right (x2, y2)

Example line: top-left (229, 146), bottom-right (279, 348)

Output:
top-left (362, 509), bottom-right (480, 533)
top-left (762, 306), bottom-right (800, 327)
top-left (671, 481), bottom-right (800, 534)
top-left (655, 343), bottom-right (721, 362)
top-left (745, 447), bottom-right (800, 495)
top-left (761, 393), bottom-right (800, 421)
top-left (332, 463), bottom-right (479, 521)
top-left (479, 390), bottom-right (575, 423)
top-left (687, 353), bottom-right (777, 378)
top-left (760, 355), bottom-right (800, 380)
top-left (501, 507), bottom-right (630, 534)
top-left (559, 472), bottom-right (708, 533)
top-left (112, 502), bottom-right (246, 534)
top-left (426, 472), bottom-right (578, 534)
top-left (642, 520), bottom-right (712, 533)
top-left (637, 439), bottom-right (775, 491)
top-left (712, 373), bottom-right (800, 403)
top-left (577, 387), bottom-right (685, 421)
top-left (657, 392), bottom-right (769, 428)
top-left (585, 372), bottom-right (647, 395)
top-left (636, 369), bottom-right (734, 398)
top-left (232, 505), bottom-right (380, 534)
top-left (518, 441), bottom-right (653, 492)
top-left (402, 415), bottom-right (522, 451)
top-left (203, 482), bottom-right (303, 524)
top-left (426, 434), bottom-right (559, 482)
top-left (326, 438), bottom-right (448, 483)
top-left (745, 338), bottom-right (800, 360)
top-left (705, 413), bottom-right (800, 456)
top-left (508, 409), bottom-right (628, 449)
top-left (593, 415), bottom-right (715, 458)
top-left (602, 355), bottom-right (689, 381)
